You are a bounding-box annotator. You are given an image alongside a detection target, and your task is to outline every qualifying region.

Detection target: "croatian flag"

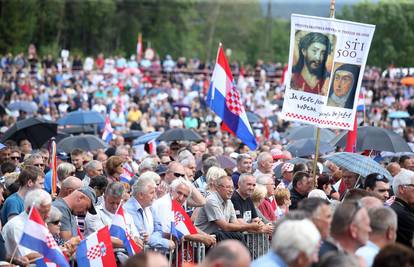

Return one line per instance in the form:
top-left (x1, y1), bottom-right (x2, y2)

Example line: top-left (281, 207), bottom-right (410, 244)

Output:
top-left (109, 205), bottom-right (141, 256)
top-left (206, 44), bottom-right (257, 150)
top-left (120, 163), bottom-right (134, 183)
top-left (35, 257), bottom-right (57, 267)
top-left (102, 115), bottom-right (113, 143)
top-left (76, 226), bottom-right (116, 267)
top-left (20, 206), bottom-right (69, 267)
top-left (356, 92), bottom-right (365, 112)
top-left (171, 199), bottom-right (197, 240)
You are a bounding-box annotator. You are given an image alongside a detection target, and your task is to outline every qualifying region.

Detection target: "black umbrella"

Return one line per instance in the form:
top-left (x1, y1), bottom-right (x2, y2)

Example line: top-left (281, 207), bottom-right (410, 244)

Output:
top-left (332, 126), bottom-right (412, 153)
top-left (123, 130), bottom-right (144, 140)
top-left (286, 138), bottom-right (335, 158)
top-left (156, 128), bottom-right (202, 142)
top-left (57, 135), bottom-right (108, 153)
top-left (284, 125), bottom-right (336, 141)
top-left (1, 117), bottom-right (57, 148)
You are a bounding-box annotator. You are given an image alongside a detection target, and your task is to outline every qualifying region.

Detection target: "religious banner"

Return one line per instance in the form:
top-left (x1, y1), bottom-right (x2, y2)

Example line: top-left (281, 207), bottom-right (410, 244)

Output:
top-left (281, 14), bottom-right (375, 130)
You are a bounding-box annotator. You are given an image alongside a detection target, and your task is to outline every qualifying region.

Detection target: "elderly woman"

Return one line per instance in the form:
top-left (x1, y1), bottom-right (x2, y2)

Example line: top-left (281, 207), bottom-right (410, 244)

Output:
top-left (105, 156), bottom-right (125, 183)
top-left (205, 166), bottom-right (227, 195)
top-left (251, 184), bottom-right (270, 224)
top-left (46, 206), bottom-right (65, 246)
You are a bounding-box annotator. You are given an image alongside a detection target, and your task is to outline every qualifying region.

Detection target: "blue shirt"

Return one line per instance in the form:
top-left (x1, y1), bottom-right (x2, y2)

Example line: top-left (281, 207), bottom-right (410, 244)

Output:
top-left (252, 251), bottom-right (288, 267)
top-left (44, 170), bottom-right (52, 193)
top-left (124, 196), bottom-right (170, 250)
top-left (1, 192), bottom-right (24, 225)
top-left (356, 241), bottom-right (380, 267)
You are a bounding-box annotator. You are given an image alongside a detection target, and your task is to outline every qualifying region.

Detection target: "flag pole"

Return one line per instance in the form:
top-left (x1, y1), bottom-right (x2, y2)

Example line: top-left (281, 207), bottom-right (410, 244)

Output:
top-left (312, 0), bottom-right (335, 187)
top-left (168, 232), bottom-right (173, 267)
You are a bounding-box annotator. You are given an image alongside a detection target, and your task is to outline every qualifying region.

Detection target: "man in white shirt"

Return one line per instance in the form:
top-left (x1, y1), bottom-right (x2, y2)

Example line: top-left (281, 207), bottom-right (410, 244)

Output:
top-left (2, 189), bottom-right (51, 261)
top-left (85, 182), bottom-right (142, 249)
top-left (152, 177), bottom-right (216, 246)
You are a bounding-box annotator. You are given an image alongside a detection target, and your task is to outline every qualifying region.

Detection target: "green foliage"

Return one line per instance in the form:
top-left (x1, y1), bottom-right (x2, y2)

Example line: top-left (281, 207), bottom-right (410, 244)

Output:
top-left (2, 0), bottom-right (413, 67)
top-left (337, 1), bottom-right (414, 68)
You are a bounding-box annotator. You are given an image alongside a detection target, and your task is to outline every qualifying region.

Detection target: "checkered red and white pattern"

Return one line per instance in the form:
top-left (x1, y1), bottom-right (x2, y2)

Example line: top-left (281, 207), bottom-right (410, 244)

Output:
top-left (46, 234), bottom-right (58, 249)
top-left (86, 243), bottom-right (104, 260)
top-left (226, 84), bottom-right (244, 116)
top-left (285, 113), bottom-right (351, 128)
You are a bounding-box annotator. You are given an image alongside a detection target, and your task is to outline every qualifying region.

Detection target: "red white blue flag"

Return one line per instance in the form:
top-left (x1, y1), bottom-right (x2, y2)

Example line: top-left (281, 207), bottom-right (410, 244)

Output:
top-left (35, 257), bottom-right (57, 267)
top-left (109, 205), bottom-right (141, 256)
top-left (20, 207), bottom-right (69, 267)
top-left (171, 199), bottom-right (197, 240)
top-left (76, 226), bottom-right (116, 267)
top-left (206, 44), bottom-right (257, 150)
top-left (102, 115), bottom-right (113, 143)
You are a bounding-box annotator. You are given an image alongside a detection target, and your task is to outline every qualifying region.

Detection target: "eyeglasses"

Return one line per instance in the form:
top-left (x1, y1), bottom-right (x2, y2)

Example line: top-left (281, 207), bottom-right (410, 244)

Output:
top-left (49, 220), bottom-right (60, 225)
top-left (173, 172), bottom-right (186, 178)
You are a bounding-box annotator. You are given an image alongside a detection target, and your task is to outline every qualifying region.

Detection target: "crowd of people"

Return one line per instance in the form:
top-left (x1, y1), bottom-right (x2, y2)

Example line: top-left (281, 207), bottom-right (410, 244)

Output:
top-left (0, 48), bottom-right (414, 267)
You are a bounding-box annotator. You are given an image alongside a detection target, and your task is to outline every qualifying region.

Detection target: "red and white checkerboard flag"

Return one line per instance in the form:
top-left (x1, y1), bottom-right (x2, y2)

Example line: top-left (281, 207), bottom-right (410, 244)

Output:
top-left (76, 226), bottom-right (116, 267)
top-left (206, 43), bottom-right (257, 150)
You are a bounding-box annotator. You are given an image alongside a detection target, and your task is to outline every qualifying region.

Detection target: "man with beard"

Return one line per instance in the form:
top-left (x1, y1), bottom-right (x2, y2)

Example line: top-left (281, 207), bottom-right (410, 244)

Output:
top-left (291, 32), bottom-right (331, 95)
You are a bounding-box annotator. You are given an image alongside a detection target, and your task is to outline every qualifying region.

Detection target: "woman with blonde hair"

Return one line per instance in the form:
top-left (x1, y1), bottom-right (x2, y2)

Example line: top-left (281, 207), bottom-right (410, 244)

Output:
top-left (251, 184), bottom-right (271, 223)
top-left (205, 166), bottom-right (227, 194)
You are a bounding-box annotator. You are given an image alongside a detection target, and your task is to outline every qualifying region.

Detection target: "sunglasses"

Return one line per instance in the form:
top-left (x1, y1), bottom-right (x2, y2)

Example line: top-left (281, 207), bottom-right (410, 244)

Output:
top-left (11, 156), bottom-right (20, 160)
top-left (34, 163), bottom-right (45, 168)
top-left (173, 172), bottom-right (185, 178)
top-left (49, 220), bottom-right (60, 225)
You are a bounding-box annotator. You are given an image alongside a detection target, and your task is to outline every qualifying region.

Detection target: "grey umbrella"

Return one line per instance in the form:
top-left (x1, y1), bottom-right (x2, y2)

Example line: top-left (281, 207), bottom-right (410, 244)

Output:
top-left (332, 126), bottom-right (412, 153)
top-left (286, 138), bottom-right (335, 158)
top-left (156, 128), bottom-right (202, 142)
top-left (284, 125), bottom-right (336, 141)
top-left (323, 152), bottom-right (392, 180)
top-left (7, 101), bottom-right (38, 113)
top-left (58, 135), bottom-right (108, 153)
top-left (273, 158), bottom-right (310, 179)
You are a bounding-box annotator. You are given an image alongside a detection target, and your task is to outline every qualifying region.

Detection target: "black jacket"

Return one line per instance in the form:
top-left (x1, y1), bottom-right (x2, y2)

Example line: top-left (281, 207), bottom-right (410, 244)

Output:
top-left (390, 197), bottom-right (414, 248)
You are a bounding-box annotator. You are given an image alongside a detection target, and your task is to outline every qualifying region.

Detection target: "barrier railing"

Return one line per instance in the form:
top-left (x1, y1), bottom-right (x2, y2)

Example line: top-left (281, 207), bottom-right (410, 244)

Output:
top-left (171, 240), bottom-right (206, 267)
top-left (165, 233), bottom-right (270, 266)
top-left (243, 232), bottom-right (271, 260)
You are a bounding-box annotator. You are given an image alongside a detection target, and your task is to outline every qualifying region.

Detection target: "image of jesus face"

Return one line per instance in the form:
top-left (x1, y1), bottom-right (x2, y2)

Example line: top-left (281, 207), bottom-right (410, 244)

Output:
top-left (333, 70), bottom-right (354, 97)
top-left (302, 42), bottom-right (327, 75)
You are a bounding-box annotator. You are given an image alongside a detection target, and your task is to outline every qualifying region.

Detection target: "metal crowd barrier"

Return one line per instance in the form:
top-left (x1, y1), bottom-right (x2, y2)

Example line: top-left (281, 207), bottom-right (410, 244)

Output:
top-left (171, 240), bottom-right (206, 267)
top-left (243, 232), bottom-right (271, 260)
top-left (145, 233), bottom-right (269, 266)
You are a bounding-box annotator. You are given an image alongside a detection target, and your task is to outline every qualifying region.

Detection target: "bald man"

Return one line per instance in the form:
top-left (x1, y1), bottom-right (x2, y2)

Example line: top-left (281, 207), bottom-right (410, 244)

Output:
top-left (199, 240), bottom-right (251, 267)
top-left (387, 162), bottom-right (401, 177)
top-left (58, 176), bottom-right (83, 198)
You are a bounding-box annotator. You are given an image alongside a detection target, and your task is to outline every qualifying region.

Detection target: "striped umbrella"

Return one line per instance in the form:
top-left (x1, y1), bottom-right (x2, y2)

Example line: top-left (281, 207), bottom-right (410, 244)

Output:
top-left (323, 152), bottom-right (392, 181)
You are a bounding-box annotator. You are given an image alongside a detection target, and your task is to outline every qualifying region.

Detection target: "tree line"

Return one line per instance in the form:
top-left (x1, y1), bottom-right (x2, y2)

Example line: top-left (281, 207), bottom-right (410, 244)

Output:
top-left (0, 0), bottom-right (412, 67)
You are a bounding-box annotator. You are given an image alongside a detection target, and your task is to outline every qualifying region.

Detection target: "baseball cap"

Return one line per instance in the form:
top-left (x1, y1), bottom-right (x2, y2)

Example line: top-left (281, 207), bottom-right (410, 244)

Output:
top-left (77, 186), bottom-right (97, 215)
top-left (281, 163), bottom-right (294, 173)
top-left (57, 151), bottom-right (69, 160)
top-left (271, 148), bottom-right (284, 160)
top-left (155, 164), bottom-right (168, 176)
